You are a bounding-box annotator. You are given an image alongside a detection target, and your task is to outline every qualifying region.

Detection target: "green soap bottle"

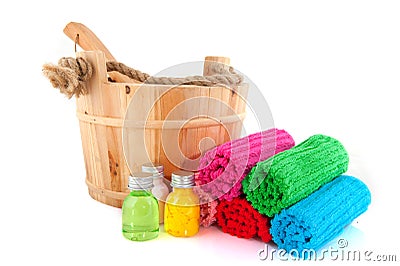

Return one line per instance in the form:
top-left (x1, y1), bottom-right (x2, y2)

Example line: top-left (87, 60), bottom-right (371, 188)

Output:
top-left (122, 172), bottom-right (159, 241)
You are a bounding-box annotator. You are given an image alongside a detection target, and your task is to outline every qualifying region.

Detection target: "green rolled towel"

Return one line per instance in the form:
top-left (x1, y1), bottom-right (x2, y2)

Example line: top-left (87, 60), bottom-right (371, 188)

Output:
top-left (242, 134), bottom-right (349, 217)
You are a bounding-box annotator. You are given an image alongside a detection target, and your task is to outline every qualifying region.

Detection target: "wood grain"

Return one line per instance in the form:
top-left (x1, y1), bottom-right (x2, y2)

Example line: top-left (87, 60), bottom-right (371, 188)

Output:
top-left (64, 22), bottom-right (137, 83)
top-left (75, 51), bottom-right (247, 208)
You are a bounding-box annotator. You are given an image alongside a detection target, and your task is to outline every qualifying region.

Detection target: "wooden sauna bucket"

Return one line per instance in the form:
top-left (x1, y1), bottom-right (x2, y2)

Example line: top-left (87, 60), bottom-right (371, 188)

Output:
top-left (76, 50), bottom-right (248, 208)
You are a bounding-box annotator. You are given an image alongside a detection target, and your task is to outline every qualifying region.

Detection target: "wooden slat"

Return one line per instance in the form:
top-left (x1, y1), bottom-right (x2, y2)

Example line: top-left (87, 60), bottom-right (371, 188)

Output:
top-left (74, 51), bottom-right (247, 208)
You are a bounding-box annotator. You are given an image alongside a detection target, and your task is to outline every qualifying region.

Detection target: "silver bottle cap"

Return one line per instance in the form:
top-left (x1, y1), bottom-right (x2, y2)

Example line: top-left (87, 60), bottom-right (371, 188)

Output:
top-left (141, 163), bottom-right (164, 179)
top-left (171, 170), bottom-right (195, 188)
top-left (128, 172), bottom-right (154, 190)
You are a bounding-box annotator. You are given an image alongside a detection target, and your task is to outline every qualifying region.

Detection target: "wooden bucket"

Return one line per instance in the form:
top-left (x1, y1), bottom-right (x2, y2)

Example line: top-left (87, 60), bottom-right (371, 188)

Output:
top-left (76, 50), bottom-right (248, 208)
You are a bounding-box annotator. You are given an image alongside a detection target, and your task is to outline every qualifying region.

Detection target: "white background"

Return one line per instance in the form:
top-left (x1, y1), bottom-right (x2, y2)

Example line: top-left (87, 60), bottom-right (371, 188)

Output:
top-left (1, 0), bottom-right (399, 265)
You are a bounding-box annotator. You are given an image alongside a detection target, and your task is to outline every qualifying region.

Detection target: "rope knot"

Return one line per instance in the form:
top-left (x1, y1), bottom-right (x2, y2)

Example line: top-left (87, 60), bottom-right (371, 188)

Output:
top-left (43, 57), bottom-right (93, 98)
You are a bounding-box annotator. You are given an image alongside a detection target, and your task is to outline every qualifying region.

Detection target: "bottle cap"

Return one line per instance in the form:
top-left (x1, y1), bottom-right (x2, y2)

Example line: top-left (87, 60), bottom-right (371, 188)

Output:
top-left (171, 170), bottom-right (195, 188)
top-left (128, 172), bottom-right (154, 190)
top-left (142, 163), bottom-right (164, 179)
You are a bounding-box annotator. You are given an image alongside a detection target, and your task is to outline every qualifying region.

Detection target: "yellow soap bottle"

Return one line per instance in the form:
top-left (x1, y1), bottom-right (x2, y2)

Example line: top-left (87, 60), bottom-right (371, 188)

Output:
top-left (164, 171), bottom-right (200, 237)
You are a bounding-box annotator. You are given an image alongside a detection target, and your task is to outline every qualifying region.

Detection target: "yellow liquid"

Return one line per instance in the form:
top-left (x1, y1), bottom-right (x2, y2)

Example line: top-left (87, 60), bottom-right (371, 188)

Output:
top-left (164, 188), bottom-right (200, 237)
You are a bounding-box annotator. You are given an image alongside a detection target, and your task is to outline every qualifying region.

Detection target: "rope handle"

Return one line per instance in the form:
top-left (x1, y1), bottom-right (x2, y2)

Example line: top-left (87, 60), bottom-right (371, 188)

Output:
top-left (43, 57), bottom-right (243, 98)
top-left (44, 22), bottom-right (243, 98)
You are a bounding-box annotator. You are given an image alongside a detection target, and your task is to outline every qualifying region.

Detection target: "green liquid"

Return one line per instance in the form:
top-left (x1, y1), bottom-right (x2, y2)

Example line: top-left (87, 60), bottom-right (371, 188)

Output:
top-left (122, 190), bottom-right (159, 241)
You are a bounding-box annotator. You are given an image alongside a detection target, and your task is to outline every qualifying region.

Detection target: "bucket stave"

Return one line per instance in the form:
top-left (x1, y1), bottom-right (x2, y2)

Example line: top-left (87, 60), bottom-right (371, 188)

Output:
top-left (76, 51), bottom-right (248, 208)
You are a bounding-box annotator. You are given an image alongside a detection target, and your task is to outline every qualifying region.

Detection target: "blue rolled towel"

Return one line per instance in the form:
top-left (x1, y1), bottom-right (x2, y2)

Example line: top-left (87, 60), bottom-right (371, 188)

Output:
top-left (270, 175), bottom-right (371, 252)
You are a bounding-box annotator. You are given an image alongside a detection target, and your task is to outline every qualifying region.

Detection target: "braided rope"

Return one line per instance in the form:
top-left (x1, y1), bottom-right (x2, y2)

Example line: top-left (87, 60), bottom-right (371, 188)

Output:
top-left (43, 57), bottom-right (243, 98)
top-left (42, 57), bottom-right (93, 98)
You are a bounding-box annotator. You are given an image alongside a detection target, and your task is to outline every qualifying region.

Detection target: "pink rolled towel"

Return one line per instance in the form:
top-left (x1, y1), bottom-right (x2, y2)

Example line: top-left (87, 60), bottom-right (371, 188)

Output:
top-left (196, 129), bottom-right (295, 201)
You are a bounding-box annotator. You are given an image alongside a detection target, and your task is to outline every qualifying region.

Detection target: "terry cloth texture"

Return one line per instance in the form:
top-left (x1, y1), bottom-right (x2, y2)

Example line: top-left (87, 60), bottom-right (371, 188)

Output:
top-left (197, 129), bottom-right (295, 201)
top-left (194, 187), bottom-right (219, 227)
top-left (242, 134), bottom-right (349, 217)
top-left (270, 175), bottom-right (371, 252)
top-left (216, 197), bottom-right (272, 242)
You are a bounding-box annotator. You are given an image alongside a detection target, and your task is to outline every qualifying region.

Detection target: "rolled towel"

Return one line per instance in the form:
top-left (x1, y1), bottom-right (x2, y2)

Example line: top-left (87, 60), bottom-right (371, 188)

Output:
top-left (242, 134), bottom-right (349, 217)
top-left (270, 175), bottom-right (371, 252)
top-left (216, 197), bottom-right (272, 242)
top-left (197, 129), bottom-right (295, 201)
top-left (194, 187), bottom-right (219, 227)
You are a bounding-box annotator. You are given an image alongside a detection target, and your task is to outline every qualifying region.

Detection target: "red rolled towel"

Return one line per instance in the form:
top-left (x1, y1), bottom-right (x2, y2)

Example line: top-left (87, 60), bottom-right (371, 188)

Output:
top-left (196, 129), bottom-right (295, 201)
top-left (216, 197), bottom-right (272, 242)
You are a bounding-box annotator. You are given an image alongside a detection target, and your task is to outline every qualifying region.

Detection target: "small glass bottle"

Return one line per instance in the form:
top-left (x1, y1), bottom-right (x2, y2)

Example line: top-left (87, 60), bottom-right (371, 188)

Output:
top-left (164, 171), bottom-right (200, 237)
top-left (122, 172), bottom-right (159, 241)
top-left (142, 163), bottom-right (169, 224)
